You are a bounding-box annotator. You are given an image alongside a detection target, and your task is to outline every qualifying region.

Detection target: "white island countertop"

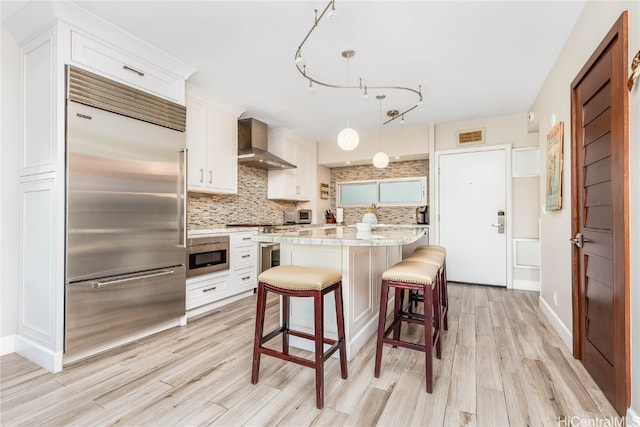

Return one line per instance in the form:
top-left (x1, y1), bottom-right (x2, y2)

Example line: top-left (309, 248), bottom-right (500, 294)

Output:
top-left (252, 224), bottom-right (428, 246)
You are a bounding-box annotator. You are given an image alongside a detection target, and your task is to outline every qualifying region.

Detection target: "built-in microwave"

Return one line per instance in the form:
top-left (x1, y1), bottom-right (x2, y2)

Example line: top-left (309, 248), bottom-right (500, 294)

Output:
top-left (186, 235), bottom-right (230, 277)
top-left (284, 209), bottom-right (312, 224)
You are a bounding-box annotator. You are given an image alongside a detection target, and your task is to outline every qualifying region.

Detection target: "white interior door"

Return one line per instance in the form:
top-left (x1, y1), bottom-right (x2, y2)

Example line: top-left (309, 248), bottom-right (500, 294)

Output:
top-left (437, 148), bottom-right (508, 286)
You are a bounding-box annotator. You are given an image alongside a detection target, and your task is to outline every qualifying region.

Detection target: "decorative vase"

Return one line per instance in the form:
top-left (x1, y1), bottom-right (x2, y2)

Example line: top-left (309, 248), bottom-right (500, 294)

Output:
top-left (362, 204), bottom-right (377, 225)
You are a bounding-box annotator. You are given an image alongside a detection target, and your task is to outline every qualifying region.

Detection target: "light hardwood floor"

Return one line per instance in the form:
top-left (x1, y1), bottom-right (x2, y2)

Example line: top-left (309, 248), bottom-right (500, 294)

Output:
top-left (1, 283), bottom-right (619, 426)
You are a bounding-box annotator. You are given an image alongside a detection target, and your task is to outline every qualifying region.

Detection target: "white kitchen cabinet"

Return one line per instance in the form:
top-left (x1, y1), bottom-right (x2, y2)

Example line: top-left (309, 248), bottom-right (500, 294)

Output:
top-left (20, 28), bottom-right (60, 177)
top-left (186, 271), bottom-right (230, 310)
top-left (267, 128), bottom-right (316, 201)
top-left (19, 179), bottom-right (61, 351)
top-left (185, 231), bottom-right (257, 319)
top-left (230, 232), bottom-right (258, 292)
top-left (186, 86), bottom-right (244, 194)
top-left (70, 31), bottom-right (185, 104)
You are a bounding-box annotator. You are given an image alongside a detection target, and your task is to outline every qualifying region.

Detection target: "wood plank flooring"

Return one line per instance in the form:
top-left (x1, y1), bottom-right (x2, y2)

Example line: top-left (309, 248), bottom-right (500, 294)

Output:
top-left (1, 283), bottom-right (619, 426)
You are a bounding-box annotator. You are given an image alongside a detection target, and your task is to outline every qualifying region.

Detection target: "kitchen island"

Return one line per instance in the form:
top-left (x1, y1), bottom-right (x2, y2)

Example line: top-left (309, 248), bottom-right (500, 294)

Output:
top-left (253, 225), bottom-right (428, 360)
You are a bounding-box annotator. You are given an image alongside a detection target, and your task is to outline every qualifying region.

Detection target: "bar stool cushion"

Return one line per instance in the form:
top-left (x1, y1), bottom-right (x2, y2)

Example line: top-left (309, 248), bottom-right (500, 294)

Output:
top-left (258, 265), bottom-right (342, 290)
top-left (382, 261), bottom-right (439, 285)
top-left (407, 251), bottom-right (446, 265)
top-left (415, 245), bottom-right (446, 254)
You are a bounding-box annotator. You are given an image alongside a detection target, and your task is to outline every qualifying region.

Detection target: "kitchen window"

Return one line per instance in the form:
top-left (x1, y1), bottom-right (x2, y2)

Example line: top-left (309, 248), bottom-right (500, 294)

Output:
top-left (337, 176), bottom-right (427, 207)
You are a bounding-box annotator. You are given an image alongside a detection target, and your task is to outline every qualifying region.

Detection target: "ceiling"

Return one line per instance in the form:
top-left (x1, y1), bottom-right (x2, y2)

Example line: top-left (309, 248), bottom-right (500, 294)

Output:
top-left (2, 1), bottom-right (586, 142)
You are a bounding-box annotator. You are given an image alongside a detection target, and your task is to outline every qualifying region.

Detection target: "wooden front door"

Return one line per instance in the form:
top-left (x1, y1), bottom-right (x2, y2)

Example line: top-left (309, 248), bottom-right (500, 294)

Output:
top-left (571, 12), bottom-right (629, 416)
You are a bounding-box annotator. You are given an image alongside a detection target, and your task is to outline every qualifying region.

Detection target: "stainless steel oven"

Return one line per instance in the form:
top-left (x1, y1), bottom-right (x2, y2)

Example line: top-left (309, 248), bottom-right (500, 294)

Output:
top-left (186, 235), bottom-right (230, 277)
top-left (260, 242), bottom-right (280, 274)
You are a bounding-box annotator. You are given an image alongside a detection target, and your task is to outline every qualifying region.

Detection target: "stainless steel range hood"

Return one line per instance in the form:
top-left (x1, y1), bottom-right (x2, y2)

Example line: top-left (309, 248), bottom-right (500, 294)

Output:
top-left (237, 118), bottom-right (296, 170)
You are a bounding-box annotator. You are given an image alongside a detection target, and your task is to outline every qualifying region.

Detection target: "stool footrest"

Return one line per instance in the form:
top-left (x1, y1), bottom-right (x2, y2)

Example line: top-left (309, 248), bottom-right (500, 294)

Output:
top-left (288, 329), bottom-right (337, 346)
top-left (260, 347), bottom-right (316, 369)
top-left (260, 326), bottom-right (287, 345)
top-left (381, 336), bottom-right (425, 352)
top-left (257, 328), bottom-right (344, 366)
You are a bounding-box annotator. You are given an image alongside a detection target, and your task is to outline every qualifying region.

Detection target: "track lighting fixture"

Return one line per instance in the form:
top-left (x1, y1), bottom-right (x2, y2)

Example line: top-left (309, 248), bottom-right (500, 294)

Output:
top-left (293, 0), bottom-right (423, 147)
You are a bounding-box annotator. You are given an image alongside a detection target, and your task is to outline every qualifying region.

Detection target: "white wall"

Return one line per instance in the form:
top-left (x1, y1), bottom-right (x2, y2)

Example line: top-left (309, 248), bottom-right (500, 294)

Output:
top-left (318, 125), bottom-right (429, 167)
top-left (433, 113), bottom-right (541, 290)
top-left (434, 113), bottom-right (538, 151)
top-left (1, 25), bottom-right (21, 353)
top-left (530, 0), bottom-right (639, 419)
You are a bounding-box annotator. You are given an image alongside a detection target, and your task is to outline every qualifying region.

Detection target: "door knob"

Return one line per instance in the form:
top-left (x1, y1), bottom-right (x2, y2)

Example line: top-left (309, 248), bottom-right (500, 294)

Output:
top-left (492, 210), bottom-right (505, 234)
top-left (570, 233), bottom-right (591, 248)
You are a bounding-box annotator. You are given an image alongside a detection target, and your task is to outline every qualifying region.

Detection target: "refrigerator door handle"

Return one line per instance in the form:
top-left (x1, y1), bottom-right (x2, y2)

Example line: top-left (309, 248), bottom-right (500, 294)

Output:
top-left (88, 269), bottom-right (175, 288)
top-left (179, 149), bottom-right (187, 248)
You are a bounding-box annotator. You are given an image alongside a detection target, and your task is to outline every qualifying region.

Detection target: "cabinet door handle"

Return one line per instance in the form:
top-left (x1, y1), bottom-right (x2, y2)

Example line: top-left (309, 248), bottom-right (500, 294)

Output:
top-left (209, 170), bottom-right (213, 184)
top-left (242, 254), bottom-right (250, 258)
top-left (241, 276), bottom-right (251, 281)
top-left (200, 168), bottom-right (204, 183)
top-left (122, 65), bottom-right (144, 77)
top-left (202, 286), bottom-right (217, 293)
top-left (242, 237), bottom-right (252, 241)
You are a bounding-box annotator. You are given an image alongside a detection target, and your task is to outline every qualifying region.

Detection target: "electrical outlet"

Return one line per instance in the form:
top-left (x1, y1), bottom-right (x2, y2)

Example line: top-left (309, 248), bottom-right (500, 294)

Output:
top-left (553, 291), bottom-right (558, 307)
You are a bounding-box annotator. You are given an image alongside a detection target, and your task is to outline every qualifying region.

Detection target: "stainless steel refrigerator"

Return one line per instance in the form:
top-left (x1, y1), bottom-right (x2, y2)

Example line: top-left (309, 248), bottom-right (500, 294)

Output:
top-left (64, 66), bottom-right (187, 357)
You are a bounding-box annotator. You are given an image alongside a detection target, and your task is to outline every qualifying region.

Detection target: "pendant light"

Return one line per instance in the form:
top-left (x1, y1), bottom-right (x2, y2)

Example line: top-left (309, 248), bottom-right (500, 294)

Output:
top-left (337, 50), bottom-right (359, 151)
top-left (373, 95), bottom-right (389, 168)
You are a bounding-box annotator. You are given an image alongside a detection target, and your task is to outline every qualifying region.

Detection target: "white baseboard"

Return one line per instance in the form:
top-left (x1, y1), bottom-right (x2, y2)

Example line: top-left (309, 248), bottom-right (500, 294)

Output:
top-left (1, 334), bottom-right (16, 355)
top-left (15, 335), bottom-right (63, 373)
top-left (538, 295), bottom-right (572, 351)
top-left (512, 279), bottom-right (540, 291)
top-left (628, 407), bottom-right (640, 427)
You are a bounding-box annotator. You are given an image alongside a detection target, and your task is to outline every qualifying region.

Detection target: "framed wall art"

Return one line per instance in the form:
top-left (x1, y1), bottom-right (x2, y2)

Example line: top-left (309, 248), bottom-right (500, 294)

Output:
top-left (545, 121), bottom-right (564, 211)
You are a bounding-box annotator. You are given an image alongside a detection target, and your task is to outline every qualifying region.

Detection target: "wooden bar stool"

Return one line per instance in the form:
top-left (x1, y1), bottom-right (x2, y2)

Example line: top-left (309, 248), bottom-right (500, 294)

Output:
top-left (411, 247), bottom-right (449, 330)
top-left (251, 265), bottom-right (348, 409)
top-left (374, 260), bottom-right (441, 393)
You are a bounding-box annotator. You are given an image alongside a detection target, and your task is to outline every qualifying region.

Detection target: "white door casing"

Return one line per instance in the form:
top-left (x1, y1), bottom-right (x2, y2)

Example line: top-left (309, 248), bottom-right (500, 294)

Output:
top-left (436, 145), bottom-right (512, 287)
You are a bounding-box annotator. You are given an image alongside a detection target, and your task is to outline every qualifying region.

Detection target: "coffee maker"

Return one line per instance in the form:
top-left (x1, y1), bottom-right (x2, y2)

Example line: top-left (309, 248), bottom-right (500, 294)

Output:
top-left (416, 206), bottom-right (429, 224)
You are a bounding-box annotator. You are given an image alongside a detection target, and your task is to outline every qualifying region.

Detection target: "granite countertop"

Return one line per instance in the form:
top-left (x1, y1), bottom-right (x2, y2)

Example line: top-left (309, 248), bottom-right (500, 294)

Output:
top-left (188, 227), bottom-right (234, 237)
top-left (252, 224), bottom-right (428, 247)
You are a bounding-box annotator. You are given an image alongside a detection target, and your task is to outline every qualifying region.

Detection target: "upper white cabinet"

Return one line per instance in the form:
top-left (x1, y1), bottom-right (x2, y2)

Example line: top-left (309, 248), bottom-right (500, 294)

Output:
top-left (20, 26), bottom-right (61, 178)
top-left (186, 85), bottom-right (244, 194)
top-left (70, 31), bottom-right (186, 104)
top-left (268, 128), bottom-right (316, 201)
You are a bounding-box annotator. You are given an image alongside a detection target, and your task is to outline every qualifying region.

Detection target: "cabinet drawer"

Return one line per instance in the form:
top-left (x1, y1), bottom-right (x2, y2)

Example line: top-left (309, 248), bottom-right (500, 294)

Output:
top-left (233, 246), bottom-right (256, 268)
top-left (234, 267), bottom-right (257, 289)
top-left (70, 31), bottom-right (183, 103)
top-left (230, 233), bottom-right (255, 246)
top-left (186, 274), bottom-right (229, 310)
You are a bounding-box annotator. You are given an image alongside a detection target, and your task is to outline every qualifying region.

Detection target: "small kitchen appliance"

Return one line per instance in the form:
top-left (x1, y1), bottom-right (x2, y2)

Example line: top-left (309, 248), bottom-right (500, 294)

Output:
top-left (186, 235), bottom-right (230, 277)
top-left (416, 206), bottom-right (429, 224)
top-left (284, 209), bottom-right (312, 224)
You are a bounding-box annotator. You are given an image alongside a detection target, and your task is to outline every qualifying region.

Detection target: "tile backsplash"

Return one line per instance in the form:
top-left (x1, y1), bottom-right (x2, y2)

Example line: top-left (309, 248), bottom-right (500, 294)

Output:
top-left (330, 160), bottom-right (429, 225)
top-left (188, 165), bottom-right (296, 229)
top-left (189, 160), bottom-right (428, 229)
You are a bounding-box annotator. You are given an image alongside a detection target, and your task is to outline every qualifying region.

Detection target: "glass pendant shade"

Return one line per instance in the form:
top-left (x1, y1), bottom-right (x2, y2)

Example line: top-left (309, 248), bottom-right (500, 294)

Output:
top-left (337, 127), bottom-right (360, 150)
top-left (373, 151), bottom-right (389, 168)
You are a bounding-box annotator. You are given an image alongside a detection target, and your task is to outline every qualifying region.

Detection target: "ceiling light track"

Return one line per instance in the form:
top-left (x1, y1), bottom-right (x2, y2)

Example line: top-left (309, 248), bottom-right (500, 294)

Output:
top-left (294, 0), bottom-right (423, 126)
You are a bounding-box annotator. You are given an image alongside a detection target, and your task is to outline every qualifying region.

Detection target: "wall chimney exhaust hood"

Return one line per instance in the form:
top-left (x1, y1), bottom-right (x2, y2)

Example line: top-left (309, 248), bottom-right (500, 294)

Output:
top-left (237, 118), bottom-right (296, 170)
